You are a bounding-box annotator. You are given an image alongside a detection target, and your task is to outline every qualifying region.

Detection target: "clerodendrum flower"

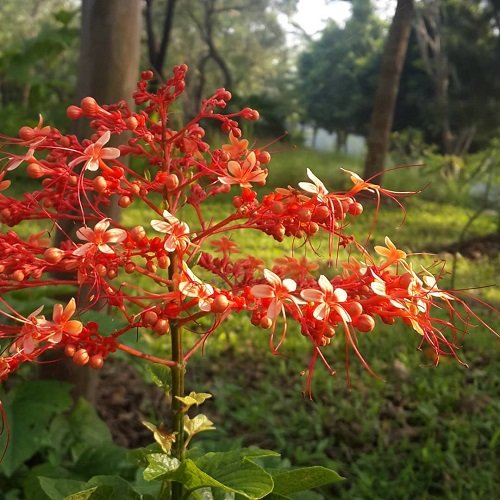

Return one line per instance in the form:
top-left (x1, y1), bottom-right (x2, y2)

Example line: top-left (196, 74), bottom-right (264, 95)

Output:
top-left (221, 130), bottom-right (249, 159)
top-left (10, 299), bottom-right (82, 355)
top-left (218, 152), bottom-right (268, 188)
top-left (10, 306), bottom-right (47, 354)
top-left (178, 264), bottom-right (215, 312)
top-left (68, 130), bottom-right (120, 171)
top-left (151, 210), bottom-right (191, 252)
top-left (301, 275), bottom-right (351, 322)
top-left (73, 218), bottom-right (127, 256)
top-left (52, 298), bottom-right (83, 336)
top-left (341, 168), bottom-right (380, 194)
top-left (374, 236), bottom-right (407, 265)
top-left (298, 168), bottom-right (329, 201)
top-left (251, 269), bottom-right (301, 320)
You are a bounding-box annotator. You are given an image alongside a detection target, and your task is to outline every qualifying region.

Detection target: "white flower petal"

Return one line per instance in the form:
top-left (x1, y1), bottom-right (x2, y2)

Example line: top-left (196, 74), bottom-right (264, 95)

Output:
top-left (151, 220), bottom-right (170, 233)
top-left (105, 228), bottom-right (127, 243)
top-left (282, 278), bottom-right (297, 293)
top-left (263, 269), bottom-right (281, 287)
top-left (318, 275), bottom-right (333, 294)
top-left (333, 288), bottom-right (347, 303)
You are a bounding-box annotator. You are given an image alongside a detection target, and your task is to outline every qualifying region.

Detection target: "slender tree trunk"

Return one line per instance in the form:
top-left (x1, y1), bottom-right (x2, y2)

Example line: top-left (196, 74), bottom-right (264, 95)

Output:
top-left (145, 0), bottom-right (178, 81)
top-left (436, 61), bottom-right (453, 154)
top-left (363, 0), bottom-right (414, 182)
top-left (336, 130), bottom-right (348, 152)
top-left (414, 0), bottom-right (452, 155)
top-left (40, 0), bottom-right (142, 402)
top-left (311, 126), bottom-right (318, 149)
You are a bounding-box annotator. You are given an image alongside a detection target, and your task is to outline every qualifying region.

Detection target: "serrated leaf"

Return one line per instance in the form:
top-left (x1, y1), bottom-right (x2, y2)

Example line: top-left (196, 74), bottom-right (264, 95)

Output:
top-left (270, 466), bottom-right (343, 495)
top-left (184, 414), bottom-right (216, 437)
top-left (176, 392), bottom-right (212, 409)
top-left (176, 395), bottom-right (198, 407)
top-left (143, 453), bottom-right (180, 481)
top-left (142, 421), bottom-right (176, 454)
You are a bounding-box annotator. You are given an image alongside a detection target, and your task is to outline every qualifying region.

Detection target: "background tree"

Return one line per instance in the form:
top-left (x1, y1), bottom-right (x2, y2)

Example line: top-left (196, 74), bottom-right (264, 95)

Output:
top-left (148, 0), bottom-right (298, 122)
top-left (296, 0), bottom-right (384, 150)
top-left (0, 1), bottom-right (78, 133)
top-left (363, 0), bottom-right (414, 181)
top-left (408, 0), bottom-right (500, 154)
top-left (44, 0), bottom-right (142, 401)
top-left (144, 0), bottom-right (177, 81)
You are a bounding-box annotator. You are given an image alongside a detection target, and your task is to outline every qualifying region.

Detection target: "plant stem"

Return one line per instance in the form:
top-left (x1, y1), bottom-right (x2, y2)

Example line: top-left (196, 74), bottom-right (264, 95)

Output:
top-left (168, 252), bottom-right (185, 499)
top-left (170, 318), bottom-right (185, 499)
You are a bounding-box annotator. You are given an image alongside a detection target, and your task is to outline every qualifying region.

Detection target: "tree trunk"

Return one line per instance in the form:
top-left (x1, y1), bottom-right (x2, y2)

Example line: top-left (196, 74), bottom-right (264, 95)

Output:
top-left (414, 0), bottom-right (453, 155)
top-left (336, 130), bottom-right (348, 152)
top-left (145, 0), bottom-right (178, 81)
top-left (40, 0), bottom-right (142, 403)
top-left (363, 0), bottom-right (414, 182)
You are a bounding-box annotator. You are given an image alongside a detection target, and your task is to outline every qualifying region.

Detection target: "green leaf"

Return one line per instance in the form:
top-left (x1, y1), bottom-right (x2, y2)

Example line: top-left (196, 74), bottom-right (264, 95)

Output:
top-left (146, 364), bottom-right (171, 391)
top-left (64, 486), bottom-right (100, 500)
top-left (38, 477), bottom-right (87, 500)
top-left (79, 310), bottom-right (127, 334)
top-left (143, 449), bottom-right (275, 497)
top-left (39, 475), bottom-right (141, 500)
top-left (184, 414), bottom-right (216, 437)
top-left (143, 453), bottom-right (180, 481)
top-left (185, 451), bottom-right (274, 498)
top-left (270, 466), bottom-right (343, 495)
top-left (23, 463), bottom-right (73, 500)
top-left (84, 476), bottom-right (141, 499)
top-left (0, 381), bottom-right (72, 476)
top-left (72, 445), bottom-right (129, 478)
top-left (53, 9), bottom-right (77, 27)
top-left (226, 448), bottom-right (281, 461)
top-left (66, 398), bottom-right (113, 446)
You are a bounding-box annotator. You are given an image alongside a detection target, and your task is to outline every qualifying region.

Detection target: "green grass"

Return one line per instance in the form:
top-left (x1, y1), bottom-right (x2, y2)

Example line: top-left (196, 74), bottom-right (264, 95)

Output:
top-left (3, 145), bottom-right (499, 499)
top-left (181, 296), bottom-right (498, 499)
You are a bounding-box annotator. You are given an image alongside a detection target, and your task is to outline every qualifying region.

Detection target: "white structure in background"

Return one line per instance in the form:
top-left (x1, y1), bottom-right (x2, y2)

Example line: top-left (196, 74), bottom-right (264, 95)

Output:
top-left (303, 126), bottom-right (366, 155)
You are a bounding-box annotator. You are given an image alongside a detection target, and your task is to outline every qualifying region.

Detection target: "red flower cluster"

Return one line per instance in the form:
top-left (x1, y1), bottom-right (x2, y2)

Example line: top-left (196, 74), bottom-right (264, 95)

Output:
top-left (0, 65), bottom-right (496, 395)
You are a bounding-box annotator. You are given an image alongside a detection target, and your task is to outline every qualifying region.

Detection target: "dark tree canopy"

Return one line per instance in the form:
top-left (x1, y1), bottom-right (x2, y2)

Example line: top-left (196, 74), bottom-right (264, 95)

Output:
top-left (296, 1), bottom-right (385, 148)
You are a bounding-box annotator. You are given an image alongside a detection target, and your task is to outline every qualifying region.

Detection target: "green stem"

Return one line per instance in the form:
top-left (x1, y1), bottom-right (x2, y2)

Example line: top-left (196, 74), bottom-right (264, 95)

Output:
top-left (171, 320), bottom-right (185, 479)
top-left (168, 253), bottom-right (185, 499)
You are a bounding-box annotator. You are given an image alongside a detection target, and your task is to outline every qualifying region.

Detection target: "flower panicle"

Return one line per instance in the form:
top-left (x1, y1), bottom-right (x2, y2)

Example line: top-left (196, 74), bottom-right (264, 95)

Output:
top-left (0, 65), bottom-right (495, 395)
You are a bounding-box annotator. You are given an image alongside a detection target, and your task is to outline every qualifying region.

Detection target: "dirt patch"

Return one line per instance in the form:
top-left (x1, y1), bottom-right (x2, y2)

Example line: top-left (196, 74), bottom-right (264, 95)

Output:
top-left (95, 359), bottom-right (170, 448)
top-left (431, 233), bottom-right (499, 259)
